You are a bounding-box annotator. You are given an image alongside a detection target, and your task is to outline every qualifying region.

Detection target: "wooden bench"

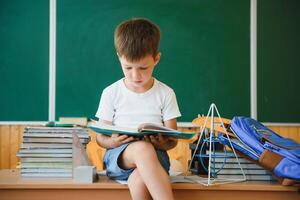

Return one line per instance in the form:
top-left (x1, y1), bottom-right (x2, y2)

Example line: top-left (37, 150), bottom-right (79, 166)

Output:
top-left (0, 170), bottom-right (299, 200)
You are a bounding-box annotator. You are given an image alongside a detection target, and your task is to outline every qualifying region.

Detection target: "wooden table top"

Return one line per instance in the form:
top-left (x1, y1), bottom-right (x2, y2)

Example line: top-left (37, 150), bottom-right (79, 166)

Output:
top-left (0, 169), bottom-right (298, 192)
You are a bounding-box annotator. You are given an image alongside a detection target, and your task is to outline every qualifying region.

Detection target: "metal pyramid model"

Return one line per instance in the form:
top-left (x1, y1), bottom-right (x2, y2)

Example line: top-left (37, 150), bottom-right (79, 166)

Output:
top-left (187, 103), bottom-right (246, 186)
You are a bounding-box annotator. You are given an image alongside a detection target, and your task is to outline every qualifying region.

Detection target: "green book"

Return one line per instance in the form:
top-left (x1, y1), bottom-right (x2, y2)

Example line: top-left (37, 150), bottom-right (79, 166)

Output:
top-left (45, 121), bottom-right (75, 127)
top-left (88, 123), bottom-right (195, 139)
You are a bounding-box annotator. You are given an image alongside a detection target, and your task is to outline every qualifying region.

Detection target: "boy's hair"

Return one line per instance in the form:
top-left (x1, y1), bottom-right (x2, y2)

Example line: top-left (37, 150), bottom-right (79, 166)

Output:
top-left (114, 18), bottom-right (160, 61)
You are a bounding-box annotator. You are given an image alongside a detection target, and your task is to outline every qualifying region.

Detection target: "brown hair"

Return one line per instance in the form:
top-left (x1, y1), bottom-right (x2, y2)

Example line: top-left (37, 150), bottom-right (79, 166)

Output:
top-left (114, 18), bottom-right (160, 61)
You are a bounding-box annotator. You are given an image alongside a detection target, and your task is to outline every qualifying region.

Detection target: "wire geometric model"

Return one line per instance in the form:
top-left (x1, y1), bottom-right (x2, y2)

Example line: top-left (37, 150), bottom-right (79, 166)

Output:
top-left (187, 103), bottom-right (246, 186)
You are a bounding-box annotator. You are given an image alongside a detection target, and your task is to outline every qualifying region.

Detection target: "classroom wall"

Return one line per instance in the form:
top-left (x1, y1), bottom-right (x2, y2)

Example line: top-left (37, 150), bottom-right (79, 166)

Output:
top-left (1, 124), bottom-right (299, 172)
top-left (1, 0), bottom-right (300, 175)
top-left (257, 0), bottom-right (300, 122)
top-left (0, 0), bottom-right (299, 122)
top-left (1, 0), bottom-right (251, 122)
top-left (0, 0), bottom-right (49, 121)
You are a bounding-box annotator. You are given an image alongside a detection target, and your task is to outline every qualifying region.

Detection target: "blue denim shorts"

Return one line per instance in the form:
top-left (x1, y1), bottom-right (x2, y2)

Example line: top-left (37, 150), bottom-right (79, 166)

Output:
top-left (103, 142), bottom-right (170, 180)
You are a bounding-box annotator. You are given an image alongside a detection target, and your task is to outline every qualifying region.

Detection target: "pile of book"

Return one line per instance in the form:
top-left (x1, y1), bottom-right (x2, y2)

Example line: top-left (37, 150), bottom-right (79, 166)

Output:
top-left (212, 153), bottom-right (276, 181)
top-left (17, 127), bottom-right (90, 178)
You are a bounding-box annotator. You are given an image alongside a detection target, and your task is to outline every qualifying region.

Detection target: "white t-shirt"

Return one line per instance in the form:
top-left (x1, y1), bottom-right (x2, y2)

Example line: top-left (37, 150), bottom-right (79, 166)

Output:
top-left (96, 78), bottom-right (181, 129)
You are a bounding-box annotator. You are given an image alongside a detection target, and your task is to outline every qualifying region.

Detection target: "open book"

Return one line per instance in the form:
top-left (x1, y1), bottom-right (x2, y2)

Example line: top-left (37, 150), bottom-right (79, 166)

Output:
top-left (88, 123), bottom-right (195, 139)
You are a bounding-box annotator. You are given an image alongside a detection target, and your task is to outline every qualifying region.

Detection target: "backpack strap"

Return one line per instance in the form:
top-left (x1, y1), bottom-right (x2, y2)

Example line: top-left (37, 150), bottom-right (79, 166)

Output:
top-left (259, 150), bottom-right (300, 187)
top-left (259, 149), bottom-right (283, 171)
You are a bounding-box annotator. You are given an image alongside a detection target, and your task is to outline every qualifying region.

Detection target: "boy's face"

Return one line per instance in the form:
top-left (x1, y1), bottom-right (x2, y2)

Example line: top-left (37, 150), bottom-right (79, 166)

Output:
top-left (119, 53), bottom-right (160, 93)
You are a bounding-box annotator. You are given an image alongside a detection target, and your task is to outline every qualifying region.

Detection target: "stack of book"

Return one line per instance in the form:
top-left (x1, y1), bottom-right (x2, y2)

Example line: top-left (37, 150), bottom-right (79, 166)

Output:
top-left (210, 153), bottom-right (276, 181)
top-left (17, 127), bottom-right (90, 178)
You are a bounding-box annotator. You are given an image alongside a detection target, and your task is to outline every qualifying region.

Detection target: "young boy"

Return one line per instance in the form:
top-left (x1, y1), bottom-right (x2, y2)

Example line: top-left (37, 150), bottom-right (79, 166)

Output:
top-left (96, 18), bottom-right (181, 200)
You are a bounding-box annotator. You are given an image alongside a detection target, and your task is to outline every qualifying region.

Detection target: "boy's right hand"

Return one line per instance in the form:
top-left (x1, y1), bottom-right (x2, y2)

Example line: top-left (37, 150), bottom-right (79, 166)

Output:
top-left (109, 133), bottom-right (138, 148)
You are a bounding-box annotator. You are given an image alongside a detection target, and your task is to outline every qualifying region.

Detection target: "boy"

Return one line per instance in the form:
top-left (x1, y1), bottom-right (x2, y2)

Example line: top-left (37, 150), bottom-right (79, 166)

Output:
top-left (96, 18), bottom-right (181, 200)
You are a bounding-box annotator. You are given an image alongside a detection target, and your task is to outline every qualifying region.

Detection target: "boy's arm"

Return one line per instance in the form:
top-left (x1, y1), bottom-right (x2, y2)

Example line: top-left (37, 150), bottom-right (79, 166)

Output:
top-left (96, 119), bottom-right (137, 149)
top-left (145, 118), bottom-right (178, 150)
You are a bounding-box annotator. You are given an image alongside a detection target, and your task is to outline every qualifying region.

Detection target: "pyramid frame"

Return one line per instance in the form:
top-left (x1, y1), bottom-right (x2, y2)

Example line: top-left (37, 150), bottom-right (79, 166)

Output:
top-left (187, 103), bottom-right (246, 186)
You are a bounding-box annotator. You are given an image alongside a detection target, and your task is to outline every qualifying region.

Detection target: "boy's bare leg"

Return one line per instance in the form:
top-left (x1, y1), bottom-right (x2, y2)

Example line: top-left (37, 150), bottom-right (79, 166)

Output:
top-left (120, 141), bottom-right (174, 200)
top-left (128, 169), bottom-right (151, 200)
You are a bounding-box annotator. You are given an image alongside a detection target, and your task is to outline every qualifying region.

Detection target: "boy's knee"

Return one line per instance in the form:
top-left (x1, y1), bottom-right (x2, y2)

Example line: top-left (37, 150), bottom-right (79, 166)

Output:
top-left (130, 141), bottom-right (156, 159)
top-left (132, 140), bottom-right (155, 152)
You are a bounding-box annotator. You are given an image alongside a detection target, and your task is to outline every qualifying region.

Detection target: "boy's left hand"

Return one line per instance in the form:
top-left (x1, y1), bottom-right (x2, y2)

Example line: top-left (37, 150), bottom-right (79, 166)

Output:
top-left (144, 134), bottom-right (177, 150)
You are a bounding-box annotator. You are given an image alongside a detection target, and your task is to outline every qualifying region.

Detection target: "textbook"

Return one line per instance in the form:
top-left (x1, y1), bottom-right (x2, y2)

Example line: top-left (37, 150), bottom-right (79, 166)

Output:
top-left (21, 143), bottom-right (73, 149)
top-left (18, 148), bottom-right (72, 154)
top-left (20, 162), bottom-right (72, 169)
top-left (216, 174), bottom-right (276, 181)
top-left (17, 153), bottom-right (72, 158)
top-left (23, 132), bottom-right (89, 138)
top-left (21, 172), bottom-right (72, 178)
top-left (21, 157), bottom-right (73, 163)
top-left (88, 123), bottom-right (195, 139)
top-left (22, 137), bottom-right (89, 144)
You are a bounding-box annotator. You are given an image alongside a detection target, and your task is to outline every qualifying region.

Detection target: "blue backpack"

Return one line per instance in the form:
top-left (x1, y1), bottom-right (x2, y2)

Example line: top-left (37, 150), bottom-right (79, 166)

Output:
top-left (220, 116), bottom-right (300, 186)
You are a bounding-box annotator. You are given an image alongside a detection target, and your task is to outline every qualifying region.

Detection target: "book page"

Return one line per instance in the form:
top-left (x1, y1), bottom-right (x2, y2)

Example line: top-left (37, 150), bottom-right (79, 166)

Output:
top-left (93, 123), bottom-right (139, 133)
top-left (137, 123), bottom-right (180, 133)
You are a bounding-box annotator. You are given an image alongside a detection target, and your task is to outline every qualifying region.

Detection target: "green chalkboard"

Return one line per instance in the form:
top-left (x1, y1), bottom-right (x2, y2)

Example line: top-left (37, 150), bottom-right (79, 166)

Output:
top-left (0, 0), bottom-right (251, 122)
top-left (56, 0), bottom-right (250, 122)
top-left (0, 0), bottom-right (49, 121)
top-left (257, 0), bottom-right (300, 122)
top-left (2, 0), bottom-right (299, 122)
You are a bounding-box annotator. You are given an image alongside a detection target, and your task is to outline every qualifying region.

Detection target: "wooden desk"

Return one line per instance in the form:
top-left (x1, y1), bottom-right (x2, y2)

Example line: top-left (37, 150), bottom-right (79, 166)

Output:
top-left (0, 170), bottom-right (299, 200)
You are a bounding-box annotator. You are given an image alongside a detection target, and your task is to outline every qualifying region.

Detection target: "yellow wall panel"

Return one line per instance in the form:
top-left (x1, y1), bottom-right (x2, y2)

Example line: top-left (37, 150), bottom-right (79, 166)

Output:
top-left (0, 125), bottom-right (299, 171)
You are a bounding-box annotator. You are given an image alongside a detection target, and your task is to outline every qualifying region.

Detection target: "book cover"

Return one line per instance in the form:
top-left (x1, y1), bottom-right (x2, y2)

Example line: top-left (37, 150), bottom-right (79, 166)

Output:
top-left (21, 172), bottom-right (72, 178)
top-left (88, 123), bottom-right (195, 139)
top-left (176, 174), bottom-right (276, 182)
top-left (216, 174), bottom-right (276, 181)
top-left (212, 162), bottom-right (264, 169)
top-left (23, 132), bottom-right (89, 138)
top-left (21, 168), bottom-right (72, 173)
top-left (21, 143), bottom-right (73, 149)
top-left (21, 157), bottom-right (72, 163)
top-left (24, 127), bottom-right (89, 133)
top-left (18, 148), bottom-right (72, 154)
top-left (17, 153), bottom-right (72, 158)
top-left (20, 162), bottom-right (72, 169)
top-left (22, 137), bottom-right (89, 144)
top-left (212, 157), bottom-right (253, 164)
top-left (218, 168), bottom-right (271, 175)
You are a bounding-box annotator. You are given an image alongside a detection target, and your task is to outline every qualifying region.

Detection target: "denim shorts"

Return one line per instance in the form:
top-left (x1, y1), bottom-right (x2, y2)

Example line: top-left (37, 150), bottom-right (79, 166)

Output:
top-left (103, 142), bottom-right (170, 180)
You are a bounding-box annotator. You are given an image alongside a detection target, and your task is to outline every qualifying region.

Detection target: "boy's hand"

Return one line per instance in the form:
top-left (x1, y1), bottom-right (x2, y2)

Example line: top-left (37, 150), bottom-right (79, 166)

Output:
top-left (110, 133), bottom-right (138, 148)
top-left (144, 134), bottom-right (177, 150)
